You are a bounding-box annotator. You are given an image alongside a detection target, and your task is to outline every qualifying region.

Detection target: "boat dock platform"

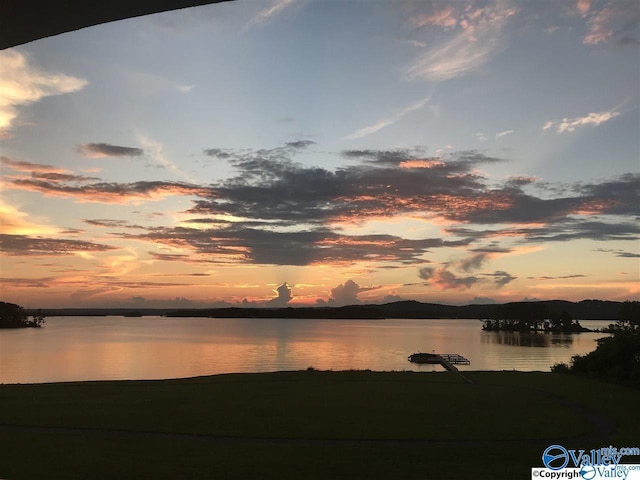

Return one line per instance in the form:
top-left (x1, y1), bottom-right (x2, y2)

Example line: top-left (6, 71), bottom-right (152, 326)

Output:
top-left (407, 352), bottom-right (471, 372)
top-left (436, 354), bottom-right (471, 366)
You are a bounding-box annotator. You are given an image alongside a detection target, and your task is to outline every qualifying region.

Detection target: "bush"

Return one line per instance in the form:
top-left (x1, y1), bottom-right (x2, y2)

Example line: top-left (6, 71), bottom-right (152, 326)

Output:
top-left (553, 330), bottom-right (640, 388)
top-left (550, 362), bottom-right (570, 374)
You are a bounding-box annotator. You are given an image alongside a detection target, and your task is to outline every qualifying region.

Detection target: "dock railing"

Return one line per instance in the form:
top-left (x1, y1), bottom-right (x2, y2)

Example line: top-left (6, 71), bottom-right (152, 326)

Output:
top-left (437, 354), bottom-right (471, 365)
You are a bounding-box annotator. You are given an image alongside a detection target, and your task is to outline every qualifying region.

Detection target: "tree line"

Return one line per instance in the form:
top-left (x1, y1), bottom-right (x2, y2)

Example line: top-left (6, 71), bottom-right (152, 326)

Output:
top-left (0, 302), bottom-right (45, 328)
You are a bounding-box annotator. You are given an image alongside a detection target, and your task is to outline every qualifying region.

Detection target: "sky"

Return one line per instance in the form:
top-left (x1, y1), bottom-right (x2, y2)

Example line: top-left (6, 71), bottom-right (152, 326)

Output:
top-left (0, 0), bottom-right (639, 309)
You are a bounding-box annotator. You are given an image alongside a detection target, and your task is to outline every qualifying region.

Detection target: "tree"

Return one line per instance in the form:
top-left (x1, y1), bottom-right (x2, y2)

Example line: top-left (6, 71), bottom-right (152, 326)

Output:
top-left (28, 310), bottom-right (46, 327)
top-left (616, 301), bottom-right (640, 331)
top-left (552, 301), bottom-right (640, 388)
top-left (0, 302), bottom-right (45, 328)
top-left (487, 302), bottom-right (549, 331)
top-left (547, 310), bottom-right (586, 332)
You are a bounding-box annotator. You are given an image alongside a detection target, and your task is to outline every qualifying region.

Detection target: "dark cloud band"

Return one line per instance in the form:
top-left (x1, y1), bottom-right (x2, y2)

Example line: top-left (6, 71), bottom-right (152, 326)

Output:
top-left (0, 234), bottom-right (116, 256)
top-left (76, 143), bottom-right (144, 158)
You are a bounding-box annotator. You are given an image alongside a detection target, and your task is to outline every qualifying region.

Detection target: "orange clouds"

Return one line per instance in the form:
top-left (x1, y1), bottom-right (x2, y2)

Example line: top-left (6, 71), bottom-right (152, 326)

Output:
top-left (0, 201), bottom-right (59, 236)
top-left (399, 159), bottom-right (444, 169)
top-left (9, 178), bottom-right (210, 204)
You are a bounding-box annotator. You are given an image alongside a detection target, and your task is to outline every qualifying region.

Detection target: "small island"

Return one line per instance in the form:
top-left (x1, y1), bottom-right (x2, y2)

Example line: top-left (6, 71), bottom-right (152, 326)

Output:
top-left (481, 302), bottom-right (590, 333)
top-left (0, 301), bottom-right (45, 329)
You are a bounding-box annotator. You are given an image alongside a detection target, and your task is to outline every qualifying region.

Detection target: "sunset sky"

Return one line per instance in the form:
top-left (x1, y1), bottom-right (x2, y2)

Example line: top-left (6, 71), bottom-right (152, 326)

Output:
top-left (1, 0), bottom-right (638, 309)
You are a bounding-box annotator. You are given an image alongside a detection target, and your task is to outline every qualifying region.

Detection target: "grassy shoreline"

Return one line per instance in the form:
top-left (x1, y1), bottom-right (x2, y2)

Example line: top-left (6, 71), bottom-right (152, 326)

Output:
top-left (1, 370), bottom-right (638, 479)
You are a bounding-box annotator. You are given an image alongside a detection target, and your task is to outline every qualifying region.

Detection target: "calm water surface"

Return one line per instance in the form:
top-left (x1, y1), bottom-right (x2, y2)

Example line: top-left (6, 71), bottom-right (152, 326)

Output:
top-left (0, 316), bottom-right (613, 384)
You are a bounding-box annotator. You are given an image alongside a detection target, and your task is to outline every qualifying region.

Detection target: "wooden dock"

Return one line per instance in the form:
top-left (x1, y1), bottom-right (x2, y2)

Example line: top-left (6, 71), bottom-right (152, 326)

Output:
top-left (407, 352), bottom-right (471, 372)
top-left (437, 354), bottom-right (471, 366)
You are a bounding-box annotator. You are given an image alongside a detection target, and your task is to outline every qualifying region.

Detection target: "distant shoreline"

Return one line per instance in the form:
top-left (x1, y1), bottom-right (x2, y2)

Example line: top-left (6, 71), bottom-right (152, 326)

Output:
top-left (25, 299), bottom-right (630, 321)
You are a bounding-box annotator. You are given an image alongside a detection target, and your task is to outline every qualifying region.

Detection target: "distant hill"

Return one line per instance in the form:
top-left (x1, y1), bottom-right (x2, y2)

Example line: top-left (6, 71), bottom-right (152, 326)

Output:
top-left (378, 299), bottom-right (626, 320)
top-left (166, 305), bottom-right (385, 319)
top-left (377, 301), bottom-right (494, 319)
top-left (26, 299), bottom-right (630, 320)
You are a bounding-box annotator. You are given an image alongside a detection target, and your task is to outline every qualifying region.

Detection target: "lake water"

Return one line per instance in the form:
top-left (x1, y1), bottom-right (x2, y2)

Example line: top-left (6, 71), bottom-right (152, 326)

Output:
top-left (0, 316), bottom-right (613, 384)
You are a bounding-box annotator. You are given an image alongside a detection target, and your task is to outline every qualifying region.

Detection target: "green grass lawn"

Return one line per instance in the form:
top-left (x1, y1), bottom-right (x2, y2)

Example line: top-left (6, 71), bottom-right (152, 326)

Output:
top-left (1, 370), bottom-right (638, 479)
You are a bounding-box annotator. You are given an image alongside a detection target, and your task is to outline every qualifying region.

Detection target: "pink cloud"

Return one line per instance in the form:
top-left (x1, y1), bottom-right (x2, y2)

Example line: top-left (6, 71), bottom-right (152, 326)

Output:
top-left (577, 0), bottom-right (591, 16)
top-left (582, 2), bottom-right (638, 46)
top-left (419, 267), bottom-right (479, 290)
top-left (411, 6), bottom-right (459, 30)
top-left (584, 6), bottom-right (614, 45)
top-left (1, 156), bottom-right (67, 174)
